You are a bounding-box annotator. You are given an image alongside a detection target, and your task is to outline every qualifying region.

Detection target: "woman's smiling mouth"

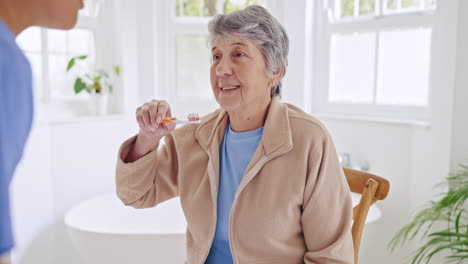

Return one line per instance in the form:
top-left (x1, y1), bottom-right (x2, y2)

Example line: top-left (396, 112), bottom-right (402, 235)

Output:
top-left (220, 85), bottom-right (241, 91)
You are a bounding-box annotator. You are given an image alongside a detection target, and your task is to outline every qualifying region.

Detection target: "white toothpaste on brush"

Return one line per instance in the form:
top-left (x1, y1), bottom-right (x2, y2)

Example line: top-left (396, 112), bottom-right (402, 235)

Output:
top-left (162, 113), bottom-right (200, 125)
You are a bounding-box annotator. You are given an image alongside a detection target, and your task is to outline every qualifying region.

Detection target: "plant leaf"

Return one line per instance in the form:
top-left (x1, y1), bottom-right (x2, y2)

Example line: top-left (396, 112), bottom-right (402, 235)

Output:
top-left (455, 210), bottom-right (463, 238)
top-left (66, 58), bottom-right (76, 72)
top-left (389, 162), bottom-right (468, 264)
top-left (73, 78), bottom-right (86, 94)
top-left (114, 65), bottom-right (120, 76)
top-left (77, 55), bottom-right (88, 60)
top-left (426, 240), bottom-right (468, 262)
top-left (429, 231), bottom-right (468, 239)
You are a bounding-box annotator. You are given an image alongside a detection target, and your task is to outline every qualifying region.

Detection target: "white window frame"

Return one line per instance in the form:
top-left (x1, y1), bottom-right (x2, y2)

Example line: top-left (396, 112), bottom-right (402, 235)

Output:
top-left (25, 14), bottom-right (98, 104)
top-left (153, 0), bottom-right (212, 115)
top-left (312, 0), bottom-right (436, 122)
top-left (18, 0), bottom-right (124, 121)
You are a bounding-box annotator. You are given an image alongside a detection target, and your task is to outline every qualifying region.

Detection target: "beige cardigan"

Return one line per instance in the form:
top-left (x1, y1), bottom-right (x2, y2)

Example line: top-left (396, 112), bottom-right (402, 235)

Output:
top-left (116, 97), bottom-right (354, 264)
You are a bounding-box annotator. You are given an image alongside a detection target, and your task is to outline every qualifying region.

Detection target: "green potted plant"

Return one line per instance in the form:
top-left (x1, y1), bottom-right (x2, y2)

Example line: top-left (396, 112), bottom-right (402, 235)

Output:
top-left (66, 55), bottom-right (120, 115)
top-left (389, 163), bottom-right (468, 263)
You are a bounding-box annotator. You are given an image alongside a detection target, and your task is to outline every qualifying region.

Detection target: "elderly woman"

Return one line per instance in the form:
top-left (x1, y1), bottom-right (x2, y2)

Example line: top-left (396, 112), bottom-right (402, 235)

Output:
top-left (116, 5), bottom-right (353, 264)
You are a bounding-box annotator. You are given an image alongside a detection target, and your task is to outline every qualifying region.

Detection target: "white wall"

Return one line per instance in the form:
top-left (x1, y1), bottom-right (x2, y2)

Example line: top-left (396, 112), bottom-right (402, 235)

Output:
top-left (10, 122), bottom-right (53, 263)
top-left (135, 0), bottom-right (157, 104)
top-left (322, 120), bottom-right (416, 263)
top-left (450, 0), bottom-right (468, 171)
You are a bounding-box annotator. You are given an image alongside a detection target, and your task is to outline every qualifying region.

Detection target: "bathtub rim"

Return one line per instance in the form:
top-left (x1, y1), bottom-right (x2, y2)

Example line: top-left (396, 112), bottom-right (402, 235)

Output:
top-left (64, 193), bottom-right (187, 235)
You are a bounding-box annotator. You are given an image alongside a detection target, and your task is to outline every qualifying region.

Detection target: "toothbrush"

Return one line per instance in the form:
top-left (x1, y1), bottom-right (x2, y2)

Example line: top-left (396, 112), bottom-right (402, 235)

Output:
top-left (162, 113), bottom-right (200, 125)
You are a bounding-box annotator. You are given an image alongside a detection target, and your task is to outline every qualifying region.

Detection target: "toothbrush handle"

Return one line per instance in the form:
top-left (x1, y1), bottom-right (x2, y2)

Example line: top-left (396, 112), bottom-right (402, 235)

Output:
top-left (162, 117), bottom-right (177, 123)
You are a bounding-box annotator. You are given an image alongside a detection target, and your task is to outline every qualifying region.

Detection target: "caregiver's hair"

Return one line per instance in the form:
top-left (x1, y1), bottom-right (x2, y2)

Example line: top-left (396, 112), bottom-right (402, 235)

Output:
top-left (208, 5), bottom-right (289, 97)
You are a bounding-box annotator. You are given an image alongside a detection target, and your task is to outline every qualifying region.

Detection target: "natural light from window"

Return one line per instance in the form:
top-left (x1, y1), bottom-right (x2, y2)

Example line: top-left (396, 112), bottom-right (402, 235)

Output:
top-left (172, 0), bottom-right (264, 100)
top-left (333, 0), bottom-right (436, 20)
top-left (175, 0), bottom-right (264, 17)
top-left (325, 0), bottom-right (434, 108)
top-left (16, 0), bottom-right (100, 102)
top-left (17, 28), bottom-right (95, 100)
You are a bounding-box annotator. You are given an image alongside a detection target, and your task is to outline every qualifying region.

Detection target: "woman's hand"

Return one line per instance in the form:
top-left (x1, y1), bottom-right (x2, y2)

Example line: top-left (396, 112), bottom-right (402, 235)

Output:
top-left (126, 100), bottom-right (176, 162)
top-left (136, 99), bottom-right (176, 139)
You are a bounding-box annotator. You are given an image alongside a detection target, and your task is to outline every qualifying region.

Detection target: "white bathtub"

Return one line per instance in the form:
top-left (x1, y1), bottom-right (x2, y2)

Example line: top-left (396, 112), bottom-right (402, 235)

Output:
top-left (64, 193), bottom-right (380, 264)
top-left (64, 194), bottom-right (187, 264)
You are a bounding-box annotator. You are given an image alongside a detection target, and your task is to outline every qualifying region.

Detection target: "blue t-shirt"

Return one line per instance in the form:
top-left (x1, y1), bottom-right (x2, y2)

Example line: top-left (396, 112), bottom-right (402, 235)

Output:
top-left (0, 19), bottom-right (34, 255)
top-left (205, 121), bottom-right (263, 264)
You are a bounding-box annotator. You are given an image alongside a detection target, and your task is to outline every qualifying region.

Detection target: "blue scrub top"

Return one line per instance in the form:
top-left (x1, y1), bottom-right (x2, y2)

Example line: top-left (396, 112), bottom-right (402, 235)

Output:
top-left (0, 19), bottom-right (34, 255)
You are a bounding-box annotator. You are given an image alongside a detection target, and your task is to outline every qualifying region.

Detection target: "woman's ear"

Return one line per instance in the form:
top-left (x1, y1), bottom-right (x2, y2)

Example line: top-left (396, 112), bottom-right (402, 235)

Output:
top-left (268, 67), bottom-right (284, 88)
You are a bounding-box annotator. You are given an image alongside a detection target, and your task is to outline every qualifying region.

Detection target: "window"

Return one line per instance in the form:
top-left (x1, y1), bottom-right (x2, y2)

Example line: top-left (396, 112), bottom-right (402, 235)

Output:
top-left (174, 0), bottom-right (265, 101)
top-left (17, 6), bottom-right (98, 103)
top-left (156, 0), bottom-right (265, 116)
top-left (313, 0), bottom-right (436, 121)
top-left (176, 0), bottom-right (264, 17)
top-left (333, 0), bottom-right (436, 19)
top-left (176, 34), bottom-right (212, 99)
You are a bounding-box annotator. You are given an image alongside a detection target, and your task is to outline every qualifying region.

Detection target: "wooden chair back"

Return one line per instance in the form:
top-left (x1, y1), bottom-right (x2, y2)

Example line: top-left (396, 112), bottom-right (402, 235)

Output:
top-left (343, 168), bottom-right (390, 264)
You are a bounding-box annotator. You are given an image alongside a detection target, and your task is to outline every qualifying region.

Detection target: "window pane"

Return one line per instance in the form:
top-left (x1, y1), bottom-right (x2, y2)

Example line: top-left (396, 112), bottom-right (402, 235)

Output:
top-left (329, 33), bottom-right (376, 103)
top-left (48, 29), bottom-right (67, 53)
top-left (68, 29), bottom-right (94, 55)
top-left (341, 0), bottom-right (355, 17)
top-left (336, 0), bottom-right (433, 19)
top-left (46, 28), bottom-right (95, 97)
top-left (176, 34), bottom-right (212, 99)
top-left (176, 0), bottom-right (212, 17)
top-left (24, 52), bottom-right (43, 98)
top-left (425, 0), bottom-right (436, 8)
top-left (224, 0), bottom-right (264, 14)
top-left (175, 0), bottom-right (264, 17)
top-left (401, 0), bottom-right (420, 9)
top-left (17, 27), bottom-right (42, 52)
top-left (48, 54), bottom-right (70, 96)
top-left (376, 28), bottom-right (431, 106)
top-left (359, 0), bottom-right (375, 15)
top-left (79, 0), bottom-right (101, 16)
top-left (386, 0), bottom-right (397, 10)
top-left (386, 0), bottom-right (431, 12)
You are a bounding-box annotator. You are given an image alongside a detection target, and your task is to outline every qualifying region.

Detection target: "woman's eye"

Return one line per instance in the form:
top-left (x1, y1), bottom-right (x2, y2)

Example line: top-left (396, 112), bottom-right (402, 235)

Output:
top-left (234, 52), bottom-right (243, 57)
top-left (212, 54), bottom-right (221, 61)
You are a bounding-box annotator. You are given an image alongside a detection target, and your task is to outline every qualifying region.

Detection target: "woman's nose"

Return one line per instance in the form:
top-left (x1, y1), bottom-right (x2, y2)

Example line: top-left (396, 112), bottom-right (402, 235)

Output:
top-left (216, 58), bottom-right (232, 76)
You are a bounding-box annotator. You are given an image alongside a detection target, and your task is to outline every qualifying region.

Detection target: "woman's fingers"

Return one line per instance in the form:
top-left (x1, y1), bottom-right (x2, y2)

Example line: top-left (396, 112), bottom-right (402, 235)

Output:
top-left (141, 103), bottom-right (154, 131)
top-left (147, 101), bottom-right (159, 128)
top-left (136, 107), bottom-right (152, 133)
top-left (156, 100), bottom-right (170, 124)
top-left (135, 99), bottom-right (174, 135)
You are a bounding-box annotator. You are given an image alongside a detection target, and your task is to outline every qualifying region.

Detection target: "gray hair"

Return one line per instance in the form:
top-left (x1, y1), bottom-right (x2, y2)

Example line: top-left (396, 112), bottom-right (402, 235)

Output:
top-left (208, 5), bottom-right (289, 97)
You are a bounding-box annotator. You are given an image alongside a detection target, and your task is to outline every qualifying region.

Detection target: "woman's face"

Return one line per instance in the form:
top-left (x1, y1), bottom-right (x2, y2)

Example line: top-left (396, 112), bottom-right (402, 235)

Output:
top-left (210, 36), bottom-right (275, 113)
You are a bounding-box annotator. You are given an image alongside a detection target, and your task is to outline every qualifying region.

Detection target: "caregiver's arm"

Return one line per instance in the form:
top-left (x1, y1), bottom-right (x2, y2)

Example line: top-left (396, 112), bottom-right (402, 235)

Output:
top-left (116, 99), bottom-right (178, 208)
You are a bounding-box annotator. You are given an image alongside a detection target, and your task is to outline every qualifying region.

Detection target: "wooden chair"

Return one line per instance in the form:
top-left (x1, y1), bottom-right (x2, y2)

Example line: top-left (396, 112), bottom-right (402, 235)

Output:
top-left (343, 168), bottom-right (390, 264)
